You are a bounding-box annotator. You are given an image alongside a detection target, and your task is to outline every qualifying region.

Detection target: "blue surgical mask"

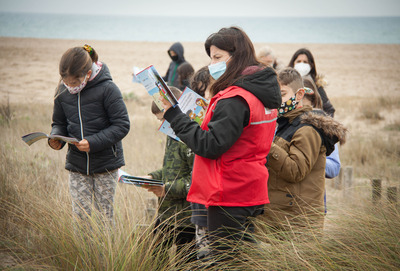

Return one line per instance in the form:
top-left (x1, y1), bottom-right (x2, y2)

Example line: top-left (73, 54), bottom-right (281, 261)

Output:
top-left (208, 56), bottom-right (231, 80)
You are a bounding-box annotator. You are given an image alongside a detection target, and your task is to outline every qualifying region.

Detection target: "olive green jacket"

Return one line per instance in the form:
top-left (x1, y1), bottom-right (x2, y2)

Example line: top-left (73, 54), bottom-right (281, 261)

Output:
top-left (149, 136), bottom-right (194, 228)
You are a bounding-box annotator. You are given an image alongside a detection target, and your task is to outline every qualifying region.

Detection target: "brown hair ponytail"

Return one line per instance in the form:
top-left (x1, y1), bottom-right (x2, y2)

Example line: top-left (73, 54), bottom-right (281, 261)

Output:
top-left (83, 44), bottom-right (99, 63)
top-left (55, 44), bottom-right (99, 96)
top-left (59, 47), bottom-right (92, 79)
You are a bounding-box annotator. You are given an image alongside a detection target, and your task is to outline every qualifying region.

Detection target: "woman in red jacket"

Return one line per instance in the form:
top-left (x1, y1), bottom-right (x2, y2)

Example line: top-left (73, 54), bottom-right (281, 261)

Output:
top-left (161, 27), bottom-right (281, 260)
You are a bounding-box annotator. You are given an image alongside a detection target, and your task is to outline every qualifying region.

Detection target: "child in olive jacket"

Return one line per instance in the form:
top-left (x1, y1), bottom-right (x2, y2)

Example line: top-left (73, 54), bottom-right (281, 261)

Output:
top-left (142, 86), bottom-right (196, 262)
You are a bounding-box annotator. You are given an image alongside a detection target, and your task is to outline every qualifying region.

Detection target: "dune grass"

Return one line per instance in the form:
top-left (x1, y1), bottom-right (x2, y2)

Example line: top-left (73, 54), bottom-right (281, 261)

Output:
top-left (0, 98), bottom-right (399, 270)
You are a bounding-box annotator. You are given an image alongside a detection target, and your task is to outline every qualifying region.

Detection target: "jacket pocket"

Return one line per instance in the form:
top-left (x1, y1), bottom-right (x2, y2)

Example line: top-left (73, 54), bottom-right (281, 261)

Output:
top-left (268, 190), bottom-right (295, 211)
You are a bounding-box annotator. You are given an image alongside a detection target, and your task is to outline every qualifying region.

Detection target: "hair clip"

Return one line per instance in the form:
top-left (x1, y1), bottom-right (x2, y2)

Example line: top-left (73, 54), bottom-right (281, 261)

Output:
top-left (303, 87), bottom-right (314, 95)
top-left (83, 44), bottom-right (93, 55)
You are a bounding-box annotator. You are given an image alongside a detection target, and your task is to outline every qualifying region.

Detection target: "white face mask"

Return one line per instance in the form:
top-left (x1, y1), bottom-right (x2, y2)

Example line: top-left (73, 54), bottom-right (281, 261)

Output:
top-left (294, 62), bottom-right (311, 77)
top-left (63, 75), bottom-right (89, 95)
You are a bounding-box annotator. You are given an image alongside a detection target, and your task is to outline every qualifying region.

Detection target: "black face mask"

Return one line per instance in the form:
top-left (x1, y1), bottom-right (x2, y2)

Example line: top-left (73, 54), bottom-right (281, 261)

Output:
top-left (170, 55), bottom-right (179, 62)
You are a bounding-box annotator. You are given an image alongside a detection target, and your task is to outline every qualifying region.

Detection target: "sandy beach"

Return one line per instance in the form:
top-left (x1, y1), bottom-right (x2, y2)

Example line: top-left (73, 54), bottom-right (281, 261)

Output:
top-left (1, 37), bottom-right (400, 156)
top-left (1, 37), bottom-right (399, 104)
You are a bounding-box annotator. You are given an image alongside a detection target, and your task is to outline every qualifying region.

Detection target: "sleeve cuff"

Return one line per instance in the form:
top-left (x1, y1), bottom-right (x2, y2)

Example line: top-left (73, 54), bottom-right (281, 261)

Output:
top-left (268, 143), bottom-right (286, 172)
top-left (164, 105), bottom-right (183, 123)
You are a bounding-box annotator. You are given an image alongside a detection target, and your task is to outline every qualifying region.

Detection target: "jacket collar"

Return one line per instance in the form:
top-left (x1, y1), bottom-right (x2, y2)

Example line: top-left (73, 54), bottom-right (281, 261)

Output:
top-left (279, 105), bottom-right (313, 124)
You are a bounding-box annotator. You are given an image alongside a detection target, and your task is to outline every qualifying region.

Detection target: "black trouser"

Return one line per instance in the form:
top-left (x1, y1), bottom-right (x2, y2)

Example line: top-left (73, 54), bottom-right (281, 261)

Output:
top-left (154, 219), bottom-right (197, 263)
top-left (207, 205), bottom-right (264, 259)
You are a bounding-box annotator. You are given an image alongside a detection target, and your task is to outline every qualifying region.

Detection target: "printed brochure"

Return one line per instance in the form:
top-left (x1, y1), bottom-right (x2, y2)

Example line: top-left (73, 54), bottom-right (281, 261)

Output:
top-left (118, 169), bottom-right (163, 187)
top-left (158, 86), bottom-right (209, 141)
top-left (135, 65), bottom-right (178, 111)
top-left (22, 132), bottom-right (79, 146)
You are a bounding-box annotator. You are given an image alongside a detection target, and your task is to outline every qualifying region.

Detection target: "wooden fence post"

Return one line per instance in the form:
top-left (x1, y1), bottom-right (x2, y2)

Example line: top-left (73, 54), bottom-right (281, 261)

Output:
top-left (371, 179), bottom-right (382, 203)
top-left (334, 167), bottom-right (343, 190)
top-left (387, 186), bottom-right (398, 203)
top-left (342, 166), bottom-right (353, 199)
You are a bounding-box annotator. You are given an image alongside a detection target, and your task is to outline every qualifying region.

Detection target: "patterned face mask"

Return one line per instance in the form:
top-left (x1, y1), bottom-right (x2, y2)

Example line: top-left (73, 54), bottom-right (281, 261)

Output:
top-left (278, 95), bottom-right (298, 116)
top-left (63, 75), bottom-right (88, 95)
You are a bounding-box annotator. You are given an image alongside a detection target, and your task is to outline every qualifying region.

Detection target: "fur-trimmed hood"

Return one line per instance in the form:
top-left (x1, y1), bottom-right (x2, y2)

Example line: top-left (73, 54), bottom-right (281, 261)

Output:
top-left (300, 108), bottom-right (348, 155)
top-left (301, 109), bottom-right (347, 145)
top-left (279, 106), bottom-right (347, 156)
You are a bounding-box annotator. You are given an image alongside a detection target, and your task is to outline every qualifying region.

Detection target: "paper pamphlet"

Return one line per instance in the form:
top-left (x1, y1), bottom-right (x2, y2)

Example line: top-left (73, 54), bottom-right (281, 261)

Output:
top-left (132, 66), bottom-right (142, 83)
top-left (158, 86), bottom-right (209, 141)
top-left (135, 65), bottom-right (178, 111)
top-left (21, 132), bottom-right (79, 146)
top-left (118, 169), bottom-right (163, 187)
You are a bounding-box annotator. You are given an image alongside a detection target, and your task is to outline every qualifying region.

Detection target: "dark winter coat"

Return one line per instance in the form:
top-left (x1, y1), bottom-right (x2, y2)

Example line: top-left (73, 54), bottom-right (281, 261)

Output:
top-left (318, 86), bottom-right (335, 117)
top-left (163, 42), bottom-right (188, 88)
top-left (51, 63), bottom-right (130, 175)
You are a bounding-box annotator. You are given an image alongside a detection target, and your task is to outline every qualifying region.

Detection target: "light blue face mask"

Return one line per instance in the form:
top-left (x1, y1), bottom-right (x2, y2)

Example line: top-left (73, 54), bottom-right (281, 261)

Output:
top-left (208, 56), bottom-right (231, 80)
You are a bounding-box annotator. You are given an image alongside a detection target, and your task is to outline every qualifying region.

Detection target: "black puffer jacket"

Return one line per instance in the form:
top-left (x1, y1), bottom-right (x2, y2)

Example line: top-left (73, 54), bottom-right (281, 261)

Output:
top-left (51, 63), bottom-right (130, 174)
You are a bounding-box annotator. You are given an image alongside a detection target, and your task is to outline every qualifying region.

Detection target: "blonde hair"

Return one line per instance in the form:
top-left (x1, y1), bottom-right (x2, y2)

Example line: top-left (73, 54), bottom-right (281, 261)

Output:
top-left (257, 45), bottom-right (275, 59)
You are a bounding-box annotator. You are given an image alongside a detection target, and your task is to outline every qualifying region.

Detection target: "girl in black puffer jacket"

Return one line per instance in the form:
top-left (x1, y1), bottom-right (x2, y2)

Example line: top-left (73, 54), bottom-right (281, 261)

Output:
top-left (49, 44), bottom-right (130, 225)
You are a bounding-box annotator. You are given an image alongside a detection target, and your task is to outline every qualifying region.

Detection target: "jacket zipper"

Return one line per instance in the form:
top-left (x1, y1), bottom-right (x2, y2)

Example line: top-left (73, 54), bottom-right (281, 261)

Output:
top-left (78, 93), bottom-right (89, 175)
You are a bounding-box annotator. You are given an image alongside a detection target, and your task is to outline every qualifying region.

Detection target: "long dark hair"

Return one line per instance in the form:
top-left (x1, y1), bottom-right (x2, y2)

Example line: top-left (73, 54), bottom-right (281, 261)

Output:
top-left (303, 76), bottom-right (323, 109)
top-left (288, 48), bottom-right (317, 82)
top-left (205, 27), bottom-right (259, 97)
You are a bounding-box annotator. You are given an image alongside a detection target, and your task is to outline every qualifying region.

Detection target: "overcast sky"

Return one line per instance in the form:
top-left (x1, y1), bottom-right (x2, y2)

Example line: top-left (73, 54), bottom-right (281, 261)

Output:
top-left (1, 0), bottom-right (399, 17)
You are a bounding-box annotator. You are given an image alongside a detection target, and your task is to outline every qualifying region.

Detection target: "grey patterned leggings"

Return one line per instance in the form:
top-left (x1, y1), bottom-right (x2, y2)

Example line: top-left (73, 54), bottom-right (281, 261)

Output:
top-left (69, 170), bottom-right (118, 224)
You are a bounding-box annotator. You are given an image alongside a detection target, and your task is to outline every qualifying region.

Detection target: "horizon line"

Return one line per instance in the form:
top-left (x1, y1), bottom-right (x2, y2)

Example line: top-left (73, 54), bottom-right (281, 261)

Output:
top-left (1, 11), bottom-right (399, 19)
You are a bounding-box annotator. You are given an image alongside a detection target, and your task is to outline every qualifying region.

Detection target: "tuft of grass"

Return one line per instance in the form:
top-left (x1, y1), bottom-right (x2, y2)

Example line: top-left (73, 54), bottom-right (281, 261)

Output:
top-left (377, 96), bottom-right (400, 109)
top-left (360, 106), bottom-right (384, 121)
top-left (0, 95), bottom-right (12, 126)
top-left (238, 202), bottom-right (400, 271)
top-left (359, 95), bottom-right (400, 121)
top-left (340, 135), bottom-right (400, 180)
top-left (122, 91), bottom-right (138, 102)
top-left (385, 120), bottom-right (400, 131)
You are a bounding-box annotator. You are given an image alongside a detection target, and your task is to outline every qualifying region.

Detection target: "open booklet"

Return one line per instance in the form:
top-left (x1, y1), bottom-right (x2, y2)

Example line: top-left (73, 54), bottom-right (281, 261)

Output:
top-left (135, 65), bottom-right (179, 111)
top-left (22, 132), bottom-right (79, 146)
top-left (118, 169), bottom-right (163, 187)
top-left (158, 86), bottom-right (209, 141)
